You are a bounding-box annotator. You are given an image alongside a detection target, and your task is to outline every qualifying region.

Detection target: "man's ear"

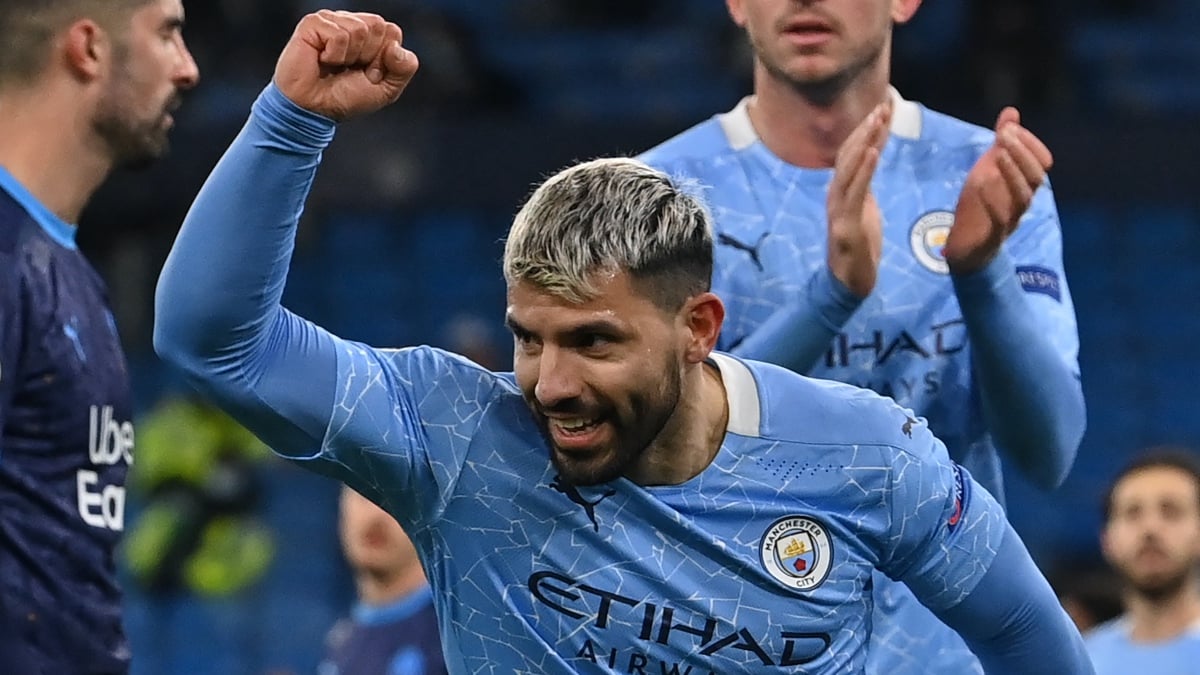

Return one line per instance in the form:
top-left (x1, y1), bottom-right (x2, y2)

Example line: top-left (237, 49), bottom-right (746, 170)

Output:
top-left (892, 0), bottom-right (923, 26)
top-left (62, 19), bottom-right (110, 82)
top-left (726, 0), bottom-right (748, 29)
top-left (1098, 526), bottom-right (1114, 563)
top-left (681, 292), bottom-right (725, 364)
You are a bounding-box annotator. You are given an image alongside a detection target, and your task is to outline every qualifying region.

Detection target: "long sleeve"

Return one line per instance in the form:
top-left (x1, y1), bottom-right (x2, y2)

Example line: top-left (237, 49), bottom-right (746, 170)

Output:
top-left (881, 412), bottom-right (1092, 674)
top-left (935, 525), bottom-right (1094, 674)
top-left (153, 84), bottom-right (342, 456)
top-left (952, 246), bottom-right (1086, 489)
top-left (730, 264), bottom-right (863, 372)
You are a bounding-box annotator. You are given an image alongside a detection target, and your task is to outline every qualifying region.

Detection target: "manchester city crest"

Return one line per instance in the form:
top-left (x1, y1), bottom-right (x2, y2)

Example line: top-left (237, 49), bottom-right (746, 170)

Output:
top-left (760, 515), bottom-right (834, 592)
top-left (909, 210), bottom-right (954, 274)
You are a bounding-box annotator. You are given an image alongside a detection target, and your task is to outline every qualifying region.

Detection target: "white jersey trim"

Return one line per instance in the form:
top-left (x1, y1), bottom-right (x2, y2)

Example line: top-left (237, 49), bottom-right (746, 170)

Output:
top-left (709, 353), bottom-right (761, 437)
top-left (717, 87), bottom-right (923, 152)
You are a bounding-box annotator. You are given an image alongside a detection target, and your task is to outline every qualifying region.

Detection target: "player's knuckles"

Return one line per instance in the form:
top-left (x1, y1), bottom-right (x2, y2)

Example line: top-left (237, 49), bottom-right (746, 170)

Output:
top-left (345, 21), bottom-right (371, 46)
top-left (324, 24), bottom-right (351, 48)
top-left (358, 14), bottom-right (389, 34)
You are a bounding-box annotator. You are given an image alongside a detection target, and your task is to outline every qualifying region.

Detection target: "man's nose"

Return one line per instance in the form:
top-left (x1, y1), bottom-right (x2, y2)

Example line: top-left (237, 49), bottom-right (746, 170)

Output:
top-left (534, 348), bottom-right (583, 408)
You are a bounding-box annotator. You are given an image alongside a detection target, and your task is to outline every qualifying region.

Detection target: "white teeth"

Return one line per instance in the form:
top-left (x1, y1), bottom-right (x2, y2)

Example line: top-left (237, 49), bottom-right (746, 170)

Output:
top-left (557, 418), bottom-right (595, 431)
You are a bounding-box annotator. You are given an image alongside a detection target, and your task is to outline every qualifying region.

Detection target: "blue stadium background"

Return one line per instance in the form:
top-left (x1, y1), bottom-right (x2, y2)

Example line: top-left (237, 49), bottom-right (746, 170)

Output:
top-left (72, 1), bottom-right (1200, 672)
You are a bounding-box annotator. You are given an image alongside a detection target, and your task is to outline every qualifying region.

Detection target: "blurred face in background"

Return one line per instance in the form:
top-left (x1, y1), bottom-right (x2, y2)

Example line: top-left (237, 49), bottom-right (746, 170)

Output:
top-left (93, 0), bottom-right (199, 168)
top-left (1102, 466), bottom-right (1200, 600)
top-left (725, 0), bottom-right (921, 94)
top-left (339, 487), bottom-right (420, 579)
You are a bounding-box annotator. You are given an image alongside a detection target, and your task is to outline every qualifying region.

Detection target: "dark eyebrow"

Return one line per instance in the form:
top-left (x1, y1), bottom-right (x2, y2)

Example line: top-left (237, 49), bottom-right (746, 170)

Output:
top-left (562, 320), bottom-right (624, 338)
top-left (503, 316), bottom-right (625, 339)
top-left (162, 16), bottom-right (185, 31)
top-left (503, 314), bottom-right (528, 335)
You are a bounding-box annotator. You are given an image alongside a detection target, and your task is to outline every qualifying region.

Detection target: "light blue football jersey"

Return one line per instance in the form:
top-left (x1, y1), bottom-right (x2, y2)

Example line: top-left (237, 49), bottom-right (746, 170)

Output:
top-left (640, 91), bottom-right (1081, 674)
top-left (1086, 618), bottom-right (1200, 675)
top-left (298, 347), bottom-right (1005, 674)
top-left (155, 84), bottom-right (1086, 675)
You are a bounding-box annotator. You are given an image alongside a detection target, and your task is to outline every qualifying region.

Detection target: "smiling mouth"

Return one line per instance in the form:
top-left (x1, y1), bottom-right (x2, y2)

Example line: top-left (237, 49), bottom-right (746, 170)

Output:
top-left (547, 416), bottom-right (608, 453)
top-left (553, 417), bottom-right (600, 433)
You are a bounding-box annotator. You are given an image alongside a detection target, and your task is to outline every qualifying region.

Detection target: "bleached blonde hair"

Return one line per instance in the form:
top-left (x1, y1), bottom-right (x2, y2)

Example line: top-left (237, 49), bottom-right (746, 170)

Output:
top-left (503, 157), bottom-right (713, 312)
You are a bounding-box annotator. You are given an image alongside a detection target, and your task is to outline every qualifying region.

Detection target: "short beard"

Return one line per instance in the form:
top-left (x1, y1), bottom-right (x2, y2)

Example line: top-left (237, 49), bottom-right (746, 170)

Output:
top-left (759, 39), bottom-right (885, 108)
top-left (92, 40), bottom-right (174, 170)
top-left (1126, 567), bottom-right (1191, 603)
top-left (546, 357), bottom-right (682, 486)
top-left (93, 105), bottom-right (170, 170)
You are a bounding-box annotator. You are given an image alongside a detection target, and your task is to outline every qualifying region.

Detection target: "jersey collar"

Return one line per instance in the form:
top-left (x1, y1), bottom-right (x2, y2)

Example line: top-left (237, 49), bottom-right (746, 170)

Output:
top-left (709, 353), bottom-right (761, 437)
top-left (717, 86), bottom-right (924, 152)
top-left (0, 166), bottom-right (77, 249)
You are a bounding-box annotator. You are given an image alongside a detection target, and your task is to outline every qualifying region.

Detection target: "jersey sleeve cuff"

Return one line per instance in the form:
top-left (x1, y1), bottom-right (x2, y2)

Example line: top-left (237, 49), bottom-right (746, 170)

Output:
top-left (250, 83), bottom-right (337, 153)
top-left (950, 248), bottom-right (1019, 300)
top-left (807, 266), bottom-right (865, 331)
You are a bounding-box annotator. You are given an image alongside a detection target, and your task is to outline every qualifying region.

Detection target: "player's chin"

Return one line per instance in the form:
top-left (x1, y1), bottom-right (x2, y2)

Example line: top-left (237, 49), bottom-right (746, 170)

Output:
top-left (550, 446), bottom-right (625, 486)
top-left (779, 57), bottom-right (841, 85)
top-left (115, 135), bottom-right (169, 169)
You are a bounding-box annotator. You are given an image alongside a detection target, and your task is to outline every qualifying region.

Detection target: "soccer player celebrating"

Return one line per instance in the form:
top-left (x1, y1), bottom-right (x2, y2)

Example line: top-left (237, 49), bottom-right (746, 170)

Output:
top-left (639, 2), bottom-right (1085, 672)
top-left (0, 1), bottom-right (198, 671)
top-left (155, 10), bottom-right (1092, 674)
top-left (1087, 448), bottom-right (1200, 673)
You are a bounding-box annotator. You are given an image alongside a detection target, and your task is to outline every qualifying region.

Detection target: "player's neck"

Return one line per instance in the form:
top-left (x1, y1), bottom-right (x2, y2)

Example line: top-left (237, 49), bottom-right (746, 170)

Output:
top-left (0, 86), bottom-right (112, 224)
top-left (1125, 576), bottom-right (1200, 643)
top-left (626, 362), bottom-right (728, 486)
top-left (746, 67), bottom-right (892, 169)
top-left (356, 563), bottom-right (429, 607)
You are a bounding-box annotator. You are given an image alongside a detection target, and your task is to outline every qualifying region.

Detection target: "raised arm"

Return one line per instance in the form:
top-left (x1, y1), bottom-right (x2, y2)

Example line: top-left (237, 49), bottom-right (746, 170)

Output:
top-left (153, 11), bottom-right (419, 456)
top-left (946, 109), bottom-right (1085, 489)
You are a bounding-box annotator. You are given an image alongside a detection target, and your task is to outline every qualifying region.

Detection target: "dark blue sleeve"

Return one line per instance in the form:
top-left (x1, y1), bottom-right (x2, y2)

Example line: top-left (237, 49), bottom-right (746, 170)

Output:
top-left (935, 524), bottom-right (1095, 674)
top-left (951, 245), bottom-right (1086, 489)
top-left (153, 84), bottom-right (344, 458)
top-left (731, 265), bottom-right (863, 372)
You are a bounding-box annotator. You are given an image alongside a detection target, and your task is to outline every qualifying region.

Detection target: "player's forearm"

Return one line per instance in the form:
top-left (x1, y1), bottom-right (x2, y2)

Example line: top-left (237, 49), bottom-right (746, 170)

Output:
top-left (936, 525), bottom-right (1095, 674)
top-left (952, 249), bottom-right (1085, 489)
top-left (154, 83), bottom-right (340, 448)
top-left (732, 266), bottom-right (862, 372)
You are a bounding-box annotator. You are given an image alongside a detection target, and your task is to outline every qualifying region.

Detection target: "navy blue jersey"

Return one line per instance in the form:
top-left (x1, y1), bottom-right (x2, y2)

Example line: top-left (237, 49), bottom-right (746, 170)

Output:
top-left (319, 587), bottom-right (447, 675)
top-left (0, 168), bottom-right (133, 673)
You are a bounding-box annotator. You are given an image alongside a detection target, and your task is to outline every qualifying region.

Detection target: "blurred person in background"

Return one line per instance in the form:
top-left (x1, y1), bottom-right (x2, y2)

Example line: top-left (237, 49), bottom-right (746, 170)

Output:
top-left (1087, 447), bottom-right (1200, 674)
top-left (639, 1), bottom-right (1085, 672)
top-left (319, 486), bottom-right (446, 675)
top-left (0, 0), bottom-right (198, 672)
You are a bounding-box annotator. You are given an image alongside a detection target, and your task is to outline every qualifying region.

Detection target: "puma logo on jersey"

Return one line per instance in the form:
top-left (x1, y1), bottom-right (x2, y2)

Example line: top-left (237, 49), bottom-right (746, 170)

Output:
top-left (63, 320), bottom-right (87, 362)
top-left (717, 232), bottom-right (769, 271)
top-left (550, 475), bottom-right (615, 532)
